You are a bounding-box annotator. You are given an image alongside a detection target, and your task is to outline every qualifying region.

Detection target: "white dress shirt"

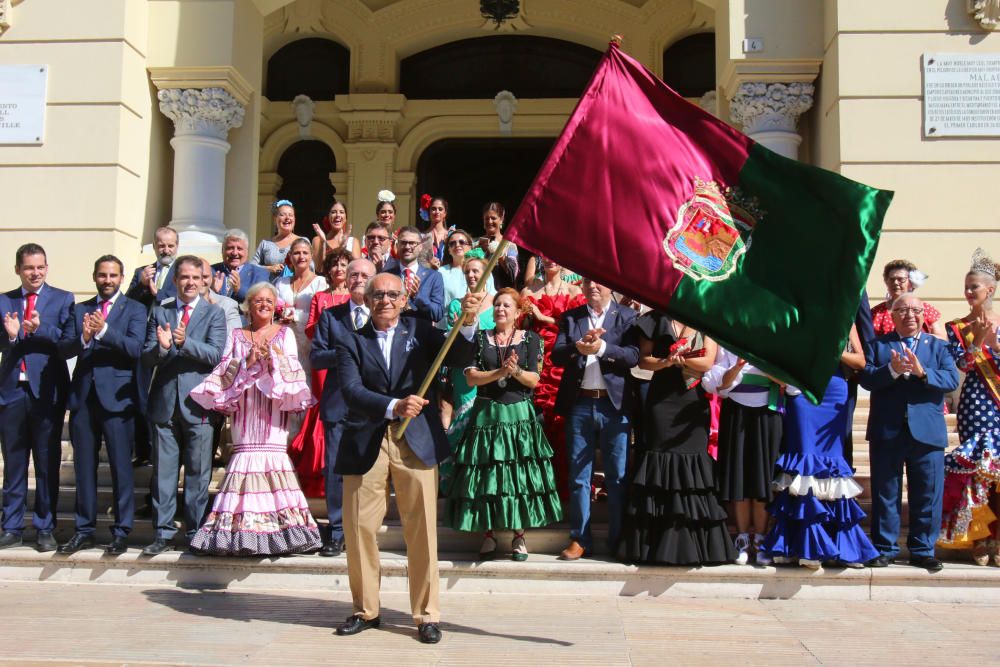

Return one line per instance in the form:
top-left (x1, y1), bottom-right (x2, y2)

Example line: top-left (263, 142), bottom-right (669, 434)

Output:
top-left (701, 347), bottom-right (800, 407)
top-left (580, 303), bottom-right (610, 391)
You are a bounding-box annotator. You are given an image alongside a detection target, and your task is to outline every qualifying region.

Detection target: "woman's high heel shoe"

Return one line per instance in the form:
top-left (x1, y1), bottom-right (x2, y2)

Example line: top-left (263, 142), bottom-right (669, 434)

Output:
top-left (511, 534), bottom-right (528, 562)
top-left (972, 539), bottom-right (990, 566)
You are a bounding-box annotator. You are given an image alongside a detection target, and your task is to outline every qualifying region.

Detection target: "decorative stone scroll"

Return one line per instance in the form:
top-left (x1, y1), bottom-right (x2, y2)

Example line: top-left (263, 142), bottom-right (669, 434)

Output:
top-left (968, 0), bottom-right (1000, 30)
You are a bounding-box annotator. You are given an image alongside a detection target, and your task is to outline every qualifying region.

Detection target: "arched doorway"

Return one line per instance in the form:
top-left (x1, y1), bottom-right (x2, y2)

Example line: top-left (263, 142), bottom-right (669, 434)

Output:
top-left (415, 137), bottom-right (553, 237)
top-left (276, 141), bottom-right (336, 237)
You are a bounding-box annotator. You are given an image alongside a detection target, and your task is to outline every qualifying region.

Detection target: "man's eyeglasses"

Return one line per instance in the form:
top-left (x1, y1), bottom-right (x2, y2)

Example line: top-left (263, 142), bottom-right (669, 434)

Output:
top-left (371, 290), bottom-right (403, 302)
top-left (892, 307), bottom-right (924, 316)
top-left (366, 234), bottom-right (389, 243)
top-left (396, 239), bottom-right (420, 248)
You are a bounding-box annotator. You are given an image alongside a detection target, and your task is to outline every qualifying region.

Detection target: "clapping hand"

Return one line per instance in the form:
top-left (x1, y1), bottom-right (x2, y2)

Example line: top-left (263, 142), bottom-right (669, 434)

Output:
top-left (503, 350), bottom-right (520, 378)
top-left (971, 311), bottom-right (996, 348)
top-left (82, 310), bottom-right (105, 343)
top-left (212, 271), bottom-right (227, 294)
top-left (889, 349), bottom-right (912, 376)
top-left (172, 320), bottom-right (187, 347)
top-left (312, 223), bottom-right (326, 243)
top-left (141, 265), bottom-right (156, 289)
top-left (156, 322), bottom-right (172, 349)
top-left (3, 312), bottom-right (19, 339)
top-left (404, 272), bottom-right (421, 298)
top-left (575, 327), bottom-right (605, 356)
top-left (23, 310), bottom-right (40, 335)
top-left (903, 347), bottom-right (925, 378)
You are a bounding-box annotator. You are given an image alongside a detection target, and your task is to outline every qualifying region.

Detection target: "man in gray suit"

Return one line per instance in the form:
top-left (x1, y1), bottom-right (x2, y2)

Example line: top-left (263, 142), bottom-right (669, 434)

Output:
top-left (198, 258), bottom-right (242, 338)
top-left (140, 255), bottom-right (226, 555)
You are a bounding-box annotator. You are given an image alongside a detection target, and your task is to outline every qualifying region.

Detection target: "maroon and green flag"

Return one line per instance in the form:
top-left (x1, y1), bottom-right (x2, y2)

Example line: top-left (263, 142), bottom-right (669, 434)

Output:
top-left (504, 42), bottom-right (892, 402)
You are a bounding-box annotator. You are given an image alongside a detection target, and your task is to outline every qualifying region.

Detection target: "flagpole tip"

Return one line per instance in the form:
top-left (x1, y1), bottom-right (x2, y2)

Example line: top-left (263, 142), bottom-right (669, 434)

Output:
top-left (610, 33), bottom-right (623, 47)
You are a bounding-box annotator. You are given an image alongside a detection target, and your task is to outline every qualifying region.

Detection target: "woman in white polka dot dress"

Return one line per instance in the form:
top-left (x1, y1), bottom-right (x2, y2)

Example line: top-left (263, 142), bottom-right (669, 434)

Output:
top-left (938, 249), bottom-right (1000, 565)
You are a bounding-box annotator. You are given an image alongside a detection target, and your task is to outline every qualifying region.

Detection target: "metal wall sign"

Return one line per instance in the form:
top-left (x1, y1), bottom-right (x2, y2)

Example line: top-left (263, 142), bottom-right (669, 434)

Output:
top-left (923, 53), bottom-right (1000, 138)
top-left (0, 65), bottom-right (47, 144)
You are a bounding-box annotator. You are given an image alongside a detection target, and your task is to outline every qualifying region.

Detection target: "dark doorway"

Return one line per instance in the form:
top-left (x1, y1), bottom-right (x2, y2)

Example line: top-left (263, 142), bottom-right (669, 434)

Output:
top-left (276, 141), bottom-right (336, 238)
top-left (662, 33), bottom-right (716, 97)
top-left (415, 138), bottom-right (554, 239)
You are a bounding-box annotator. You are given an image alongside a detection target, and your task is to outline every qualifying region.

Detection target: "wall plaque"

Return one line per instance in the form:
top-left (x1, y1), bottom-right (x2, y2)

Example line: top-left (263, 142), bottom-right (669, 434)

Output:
top-left (0, 65), bottom-right (47, 144)
top-left (923, 53), bottom-right (1000, 137)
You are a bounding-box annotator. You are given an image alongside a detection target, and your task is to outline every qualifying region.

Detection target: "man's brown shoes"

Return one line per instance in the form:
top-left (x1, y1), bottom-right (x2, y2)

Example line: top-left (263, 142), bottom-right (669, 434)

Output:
top-left (558, 540), bottom-right (589, 561)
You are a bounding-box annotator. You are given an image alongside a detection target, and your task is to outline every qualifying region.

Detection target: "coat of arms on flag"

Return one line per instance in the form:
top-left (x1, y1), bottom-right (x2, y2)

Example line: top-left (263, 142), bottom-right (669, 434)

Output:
top-left (662, 178), bottom-right (761, 282)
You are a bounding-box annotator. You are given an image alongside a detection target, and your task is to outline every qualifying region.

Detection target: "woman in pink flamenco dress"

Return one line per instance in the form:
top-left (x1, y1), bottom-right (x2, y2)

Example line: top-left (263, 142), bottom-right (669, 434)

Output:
top-left (189, 283), bottom-right (323, 556)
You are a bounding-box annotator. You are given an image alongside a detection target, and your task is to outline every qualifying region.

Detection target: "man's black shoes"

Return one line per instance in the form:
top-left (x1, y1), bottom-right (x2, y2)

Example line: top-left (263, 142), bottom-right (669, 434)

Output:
top-left (418, 623), bottom-right (442, 644)
top-left (336, 615), bottom-right (380, 636)
top-left (909, 556), bottom-right (944, 572)
top-left (319, 538), bottom-right (344, 558)
top-left (57, 533), bottom-right (96, 554)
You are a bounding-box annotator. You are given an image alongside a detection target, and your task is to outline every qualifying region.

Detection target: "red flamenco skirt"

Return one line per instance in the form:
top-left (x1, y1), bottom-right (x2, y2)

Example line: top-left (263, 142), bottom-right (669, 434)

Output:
top-left (287, 368), bottom-right (326, 498)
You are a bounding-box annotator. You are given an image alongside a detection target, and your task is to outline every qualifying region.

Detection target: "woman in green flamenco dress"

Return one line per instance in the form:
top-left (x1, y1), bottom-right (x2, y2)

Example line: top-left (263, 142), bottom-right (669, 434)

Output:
top-left (444, 288), bottom-right (563, 561)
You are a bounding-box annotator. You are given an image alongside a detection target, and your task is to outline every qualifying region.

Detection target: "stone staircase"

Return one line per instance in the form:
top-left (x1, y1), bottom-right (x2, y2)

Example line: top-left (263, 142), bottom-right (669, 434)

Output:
top-left (0, 393), bottom-right (995, 603)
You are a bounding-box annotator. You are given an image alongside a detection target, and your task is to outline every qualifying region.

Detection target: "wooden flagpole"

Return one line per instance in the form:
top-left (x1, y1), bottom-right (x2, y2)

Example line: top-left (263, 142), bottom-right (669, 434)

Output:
top-left (391, 239), bottom-right (510, 440)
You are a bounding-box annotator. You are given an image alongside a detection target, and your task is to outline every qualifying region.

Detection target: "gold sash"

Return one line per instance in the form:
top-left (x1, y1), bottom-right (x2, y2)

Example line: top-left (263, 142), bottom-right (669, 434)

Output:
top-left (950, 319), bottom-right (1000, 409)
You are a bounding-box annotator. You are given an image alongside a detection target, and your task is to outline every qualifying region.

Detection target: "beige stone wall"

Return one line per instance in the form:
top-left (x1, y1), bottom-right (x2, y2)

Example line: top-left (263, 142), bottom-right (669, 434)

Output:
top-left (0, 0), bottom-right (156, 296)
top-left (817, 0), bottom-right (1000, 320)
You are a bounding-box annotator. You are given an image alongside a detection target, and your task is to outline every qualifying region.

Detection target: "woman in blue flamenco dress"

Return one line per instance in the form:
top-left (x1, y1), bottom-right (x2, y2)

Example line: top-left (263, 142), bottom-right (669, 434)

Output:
top-left (761, 324), bottom-right (879, 569)
top-left (938, 249), bottom-right (1000, 565)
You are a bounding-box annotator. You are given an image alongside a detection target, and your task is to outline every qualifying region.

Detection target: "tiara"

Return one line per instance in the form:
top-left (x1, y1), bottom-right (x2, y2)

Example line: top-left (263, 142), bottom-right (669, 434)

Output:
top-left (971, 247), bottom-right (997, 278)
top-left (272, 199), bottom-right (294, 212)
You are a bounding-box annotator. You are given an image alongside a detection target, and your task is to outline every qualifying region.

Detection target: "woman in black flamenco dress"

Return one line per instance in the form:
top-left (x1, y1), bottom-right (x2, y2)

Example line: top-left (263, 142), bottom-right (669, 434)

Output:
top-left (621, 311), bottom-right (736, 565)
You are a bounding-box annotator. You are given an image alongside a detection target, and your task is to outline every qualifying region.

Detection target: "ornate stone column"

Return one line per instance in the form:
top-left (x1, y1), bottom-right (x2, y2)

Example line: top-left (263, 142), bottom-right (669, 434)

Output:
top-left (729, 82), bottom-right (814, 160)
top-left (156, 87), bottom-right (246, 254)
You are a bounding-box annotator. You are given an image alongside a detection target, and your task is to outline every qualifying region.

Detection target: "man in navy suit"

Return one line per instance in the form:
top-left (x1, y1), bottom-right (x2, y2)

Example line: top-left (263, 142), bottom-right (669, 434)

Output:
top-left (861, 293), bottom-right (959, 572)
top-left (58, 255), bottom-right (146, 554)
top-left (211, 228), bottom-right (270, 304)
top-left (552, 278), bottom-right (639, 561)
top-left (332, 272), bottom-right (483, 644)
top-left (309, 258), bottom-right (376, 558)
top-left (0, 243), bottom-right (75, 551)
top-left (384, 226), bottom-right (444, 322)
top-left (140, 255), bottom-right (226, 555)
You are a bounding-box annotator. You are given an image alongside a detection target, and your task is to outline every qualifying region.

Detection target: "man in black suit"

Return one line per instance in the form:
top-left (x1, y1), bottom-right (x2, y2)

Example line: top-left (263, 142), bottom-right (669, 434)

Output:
top-left (309, 258), bottom-right (376, 558)
top-left (332, 272), bottom-right (483, 644)
top-left (552, 278), bottom-right (639, 561)
top-left (58, 255), bottom-right (146, 554)
top-left (0, 243), bottom-right (75, 551)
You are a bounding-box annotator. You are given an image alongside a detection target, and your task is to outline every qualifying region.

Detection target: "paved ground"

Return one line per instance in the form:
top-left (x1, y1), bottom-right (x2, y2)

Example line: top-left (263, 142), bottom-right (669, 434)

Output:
top-left (0, 581), bottom-right (997, 666)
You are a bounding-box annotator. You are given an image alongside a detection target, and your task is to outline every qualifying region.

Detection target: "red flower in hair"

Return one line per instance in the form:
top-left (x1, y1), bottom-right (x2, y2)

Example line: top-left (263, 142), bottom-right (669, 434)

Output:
top-left (420, 194), bottom-right (432, 210)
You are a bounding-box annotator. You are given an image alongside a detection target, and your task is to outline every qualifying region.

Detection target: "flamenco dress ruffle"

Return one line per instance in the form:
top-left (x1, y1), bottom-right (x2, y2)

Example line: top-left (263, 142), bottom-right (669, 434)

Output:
top-left (444, 399), bottom-right (563, 532)
top-left (761, 376), bottom-right (879, 565)
top-left (189, 328), bottom-right (323, 556)
top-left (622, 449), bottom-right (736, 564)
top-left (939, 431), bottom-right (1000, 547)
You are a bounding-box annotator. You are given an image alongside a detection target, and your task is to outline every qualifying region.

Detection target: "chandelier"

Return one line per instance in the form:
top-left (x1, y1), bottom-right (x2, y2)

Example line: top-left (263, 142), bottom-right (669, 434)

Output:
top-left (480, 0), bottom-right (519, 26)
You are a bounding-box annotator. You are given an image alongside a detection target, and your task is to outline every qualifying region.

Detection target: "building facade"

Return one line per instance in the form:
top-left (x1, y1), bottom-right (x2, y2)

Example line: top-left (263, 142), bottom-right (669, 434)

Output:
top-left (0, 0), bottom-right (997, 319)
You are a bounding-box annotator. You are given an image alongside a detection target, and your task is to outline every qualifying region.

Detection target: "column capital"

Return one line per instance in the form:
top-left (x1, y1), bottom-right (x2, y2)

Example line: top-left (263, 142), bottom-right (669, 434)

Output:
top-left (157, 87), bottom-right (246, 140)
top-left (334, 94), bottom-right (406, 142)
top-left (729, 81), bottom-right (814, 135)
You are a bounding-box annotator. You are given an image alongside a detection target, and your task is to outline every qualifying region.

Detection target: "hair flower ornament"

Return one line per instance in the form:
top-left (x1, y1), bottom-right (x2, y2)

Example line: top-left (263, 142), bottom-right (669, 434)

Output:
top-left (908, 269), bottom-right (928, 290)
top-left (377, 189), bottom-right (396, 203)
top-left (465, 247), bottom-right (486, 260)
top-left (419, 193), bottom-right (432, 222)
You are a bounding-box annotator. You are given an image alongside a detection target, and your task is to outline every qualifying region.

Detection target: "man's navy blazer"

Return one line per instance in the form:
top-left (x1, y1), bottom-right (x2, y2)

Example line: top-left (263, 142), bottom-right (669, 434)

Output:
top-left (551, 300), bottom-right (639, 417)
top-left (0, 284), bottom-right (74, 409)
top-left (210, 261), bottom-right (270, 303)
top-left (310, 300), bottom-right (354, 424)
top-left (860, 331), bottom-right (959, 448)
top-left (126, 263), bottom-right (176, 308)
top-left (384, 260), bottom-right (445, 322)
top-left (60, 294), bottom-right (146, 414)
top-left (334, 315), bottom-right (472, 475)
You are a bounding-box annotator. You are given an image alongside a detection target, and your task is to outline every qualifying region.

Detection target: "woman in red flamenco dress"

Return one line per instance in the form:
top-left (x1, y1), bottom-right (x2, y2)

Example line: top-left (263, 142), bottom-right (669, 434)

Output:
top-left (522, 257), bottom-right (585, 500)
top-left (287, 248), bottom-right (352, 496)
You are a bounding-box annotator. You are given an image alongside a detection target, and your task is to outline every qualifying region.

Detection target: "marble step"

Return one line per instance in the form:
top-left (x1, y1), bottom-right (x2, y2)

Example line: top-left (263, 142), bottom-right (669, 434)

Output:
top-left (0, 547), bottom-right (994, 603)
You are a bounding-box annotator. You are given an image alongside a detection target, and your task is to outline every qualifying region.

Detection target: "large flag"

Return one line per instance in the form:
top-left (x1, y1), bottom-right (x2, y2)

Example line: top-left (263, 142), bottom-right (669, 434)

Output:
top-left (504, 42), bottom-right (892, 402)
